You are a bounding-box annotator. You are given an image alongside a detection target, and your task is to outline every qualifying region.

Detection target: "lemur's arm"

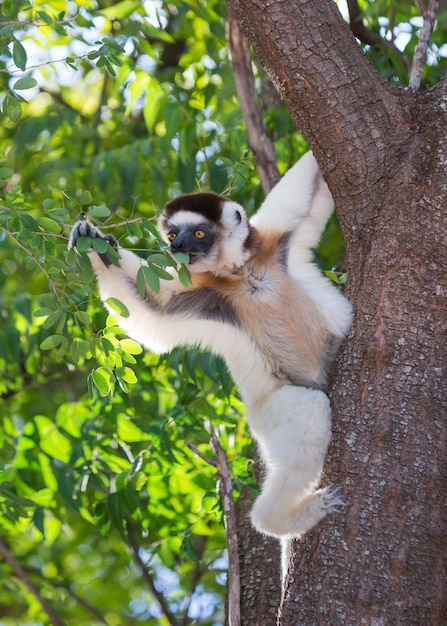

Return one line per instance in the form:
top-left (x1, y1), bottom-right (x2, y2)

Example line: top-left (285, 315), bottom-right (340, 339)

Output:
top-left (69, 221), bottom-right (190, 353)
top-left (69, 221), bottom-right (241, 355)
top-left (249, 151), bottom-right (332, 242)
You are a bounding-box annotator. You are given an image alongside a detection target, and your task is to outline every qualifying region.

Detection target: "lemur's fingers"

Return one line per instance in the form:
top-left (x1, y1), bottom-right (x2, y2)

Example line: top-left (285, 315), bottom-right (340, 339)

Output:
top-left (69, 220), bottom-right (117, 250)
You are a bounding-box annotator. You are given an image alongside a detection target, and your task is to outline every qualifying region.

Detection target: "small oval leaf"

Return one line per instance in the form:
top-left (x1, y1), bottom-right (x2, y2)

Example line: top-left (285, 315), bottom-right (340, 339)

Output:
top-left (13, 77), bottom-right (37, 90)
top-left (13, 40), bottom-right (27, 70)
top-left (106, 297), bottom-right (130, 318)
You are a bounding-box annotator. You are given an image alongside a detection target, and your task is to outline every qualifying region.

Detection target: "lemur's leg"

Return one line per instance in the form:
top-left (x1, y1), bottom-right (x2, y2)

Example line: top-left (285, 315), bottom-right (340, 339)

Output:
top-left (249, 386), bottom-right (345, 538)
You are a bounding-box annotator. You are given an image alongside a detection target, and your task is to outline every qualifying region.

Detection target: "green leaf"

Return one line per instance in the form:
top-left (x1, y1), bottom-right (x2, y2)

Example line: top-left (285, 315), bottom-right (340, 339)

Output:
top-left (57, 470), bottom-right (79, 508)
top-left (35, 415), bottom-right (71, 463)
top-left (97, 0), bottom-right (141, 20)
top-left (116, 414), bottom-right (150, 443)
top-left (0, 167), bottom-right (14, 179)
top-left (119, 338), bottom-right (142, 354)
top-left (74, 311), bottom-right (91, 325)
top-left (102, 38), bottom-right (125, 53)
top-left (40, 335), bottom-right (65, 350)
top-left (117, 366), bottom-right (137, 384)
top-left (13, 40), bottom-right (27, 70)
top-left (37, 217), bottom-right (61, 233)
top-left (178, 265), bottom-right (192, 288)
top-left (37, 10), bottom-right (53, 25)
top-left (75, 236), bottom-right (93, 252)
top-left (143, 22), bottom-right (175, 43)
top-left (143, 78), bottom-right (166, 132)
top-left (172, 251), bottom-right (190, 265)
top-left (106, 297), bottom-right (130, 318)
top-left (106, 492), bottom-right (125, 536)
top-left (126, 221), bottom-right (143, 238)
top-left (149, 263), bottom-right (174, 281)
top-left (89, 205), bottom-right (111, 217)
top-left (43, 198), bottom-right (57, 210)
top-left (4, 94), bottom-right (22, 122)
top-left (179, 122), bottom-right (196, 165)
top-left (34, 307), bottom-right (53, 318)
top-left (137, 265), bottom-right (160, 294)
top-left (92, 238), bottom-right (108, 254)
top-left (92, 367), bottom-right (115, 396)
top-left (324, 270), bottom-right (348, 285)
top-left (79, 190), bottom-right (93, 205)
top-left (13, 77), bottom-right (37, 90)
top-left (65, 56), bottom-right (78, 70)
top-left (148, 253), bottom-right (177, 267)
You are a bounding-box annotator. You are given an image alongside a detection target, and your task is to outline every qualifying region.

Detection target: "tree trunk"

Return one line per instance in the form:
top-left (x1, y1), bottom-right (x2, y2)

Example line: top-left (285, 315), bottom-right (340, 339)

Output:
top-left (228, 0), bottom-right (447, 623)
top-left (236, 484), bottom-right (281, 625)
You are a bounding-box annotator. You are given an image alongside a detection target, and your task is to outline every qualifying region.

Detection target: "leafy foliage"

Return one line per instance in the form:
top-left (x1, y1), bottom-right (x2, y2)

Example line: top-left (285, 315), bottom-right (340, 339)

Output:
top-left (0, 1), bottom-right (280, 622)
top-left (1, 0), bottom-right (446, 623)
top-left (349, 0), bottom-right (447, 86)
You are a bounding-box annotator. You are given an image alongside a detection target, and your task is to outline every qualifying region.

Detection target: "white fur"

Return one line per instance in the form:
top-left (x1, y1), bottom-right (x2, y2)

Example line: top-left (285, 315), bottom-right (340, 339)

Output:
top-left (251, 151), bottom-right (320, 234)
top-left (216, 201), bottom-right (251, 274)
top-left (253, 151), bottom-right (352, 341)
top-left (71, 151), bottom-right (352, 582)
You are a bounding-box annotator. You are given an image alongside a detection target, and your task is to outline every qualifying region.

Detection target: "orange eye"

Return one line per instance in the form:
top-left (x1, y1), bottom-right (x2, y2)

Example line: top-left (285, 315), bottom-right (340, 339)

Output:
top-left (168, 232), bottom-right (176, 241)
top-left (195, 230), bottom-right (205, 239)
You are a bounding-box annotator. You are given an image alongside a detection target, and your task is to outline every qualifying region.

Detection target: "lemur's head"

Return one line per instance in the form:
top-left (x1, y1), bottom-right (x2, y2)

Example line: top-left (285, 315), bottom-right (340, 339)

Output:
top-left (159, 192), bottom-right (256, 275)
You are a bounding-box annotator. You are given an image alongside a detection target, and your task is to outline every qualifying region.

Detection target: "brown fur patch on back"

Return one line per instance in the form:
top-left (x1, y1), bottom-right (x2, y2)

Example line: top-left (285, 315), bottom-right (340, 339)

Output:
top-left (190, 231), bottom-right (331, 387)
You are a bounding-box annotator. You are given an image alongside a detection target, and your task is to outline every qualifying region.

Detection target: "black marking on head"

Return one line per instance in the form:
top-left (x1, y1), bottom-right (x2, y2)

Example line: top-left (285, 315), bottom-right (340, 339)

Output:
top-left (168, 223), bottom-right (217, 258)
top-left (163, 192), bottom-right (226, 223)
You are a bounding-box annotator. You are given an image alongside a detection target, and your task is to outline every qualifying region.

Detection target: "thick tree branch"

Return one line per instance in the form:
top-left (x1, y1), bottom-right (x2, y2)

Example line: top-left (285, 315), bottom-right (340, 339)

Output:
top-left (0, 538), bottom-right (65, 626)
top-left (227, 0), bottom-right (405, 198)
top-left (409, 0), bottom-right (440, 90)
top-left (226, 6), bottom-right (280, 194)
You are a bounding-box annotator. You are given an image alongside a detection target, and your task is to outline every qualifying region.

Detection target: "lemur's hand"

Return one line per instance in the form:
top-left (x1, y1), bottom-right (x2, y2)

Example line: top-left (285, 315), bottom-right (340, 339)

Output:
top-left (69, 220), bottom-right (117, 250)
top-left (69, 220), bottom-right (118, 267)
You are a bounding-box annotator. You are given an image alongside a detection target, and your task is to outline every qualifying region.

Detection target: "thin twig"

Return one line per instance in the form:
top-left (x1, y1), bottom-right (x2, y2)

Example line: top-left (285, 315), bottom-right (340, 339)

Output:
top-left (0, 538), bottom-right (65, 626)
top-left (226, 7), bottom-right (279, 194)
top-left (185, 431), bottom-right (241, 625)
top-left (0, 226), bottom-right (61, 300)
top-left (208, 425), bottom-right (241, 626)
top-left (409, 0), bottom-right (440, 90)
top-left (126, 522), bottom-right (181, 626)
top-left (416, 0), bottom-right (427, 15)
top-left (184, 440), bottom-right (216, 467)
top-left (180, 535), bottom-right (208, 626)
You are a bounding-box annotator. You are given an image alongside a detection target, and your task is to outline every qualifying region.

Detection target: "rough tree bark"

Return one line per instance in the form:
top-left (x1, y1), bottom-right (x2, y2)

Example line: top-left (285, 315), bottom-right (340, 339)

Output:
top-left (227, 0), bottom-right (447, 623)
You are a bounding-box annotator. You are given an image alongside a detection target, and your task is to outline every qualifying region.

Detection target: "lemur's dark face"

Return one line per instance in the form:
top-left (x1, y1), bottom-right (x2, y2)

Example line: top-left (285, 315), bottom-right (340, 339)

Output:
top-left (159, 192), bottom-right (250, 274)
top-left (165, 220), bottom-right (218, 262)
top-left (159, 192), bottom-right (225, 263)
